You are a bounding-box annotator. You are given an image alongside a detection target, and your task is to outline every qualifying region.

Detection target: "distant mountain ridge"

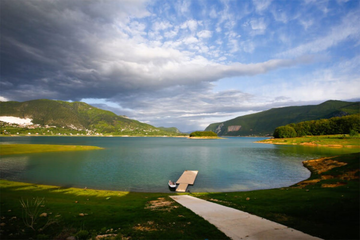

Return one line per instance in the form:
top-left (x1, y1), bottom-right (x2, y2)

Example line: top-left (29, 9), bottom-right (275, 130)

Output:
top-left (158, 127), bottom-right (181, 133)
top-left (205, 100), bottom-right (360, 136)
top-left (0, 99), bottom-right (181, 136)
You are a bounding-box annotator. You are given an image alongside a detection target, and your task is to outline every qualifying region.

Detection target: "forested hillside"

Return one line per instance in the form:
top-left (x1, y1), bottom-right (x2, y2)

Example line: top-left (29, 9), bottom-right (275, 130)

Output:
top-left (0, 99), bottom-right (183, 136)
top-left (205, 100), bottom-right (360, 136)
top-left (273, 114), bottom-right (360, 138)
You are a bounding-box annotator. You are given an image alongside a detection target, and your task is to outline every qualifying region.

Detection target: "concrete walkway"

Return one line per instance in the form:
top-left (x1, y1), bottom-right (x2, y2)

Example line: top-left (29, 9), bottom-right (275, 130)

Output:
top-left (170, 195), bottom-right (321, 240)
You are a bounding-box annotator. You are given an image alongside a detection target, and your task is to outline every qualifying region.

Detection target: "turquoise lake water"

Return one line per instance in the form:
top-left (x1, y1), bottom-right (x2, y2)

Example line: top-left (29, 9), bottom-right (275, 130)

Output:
top-left (0, 136), bottom-right (353, 192)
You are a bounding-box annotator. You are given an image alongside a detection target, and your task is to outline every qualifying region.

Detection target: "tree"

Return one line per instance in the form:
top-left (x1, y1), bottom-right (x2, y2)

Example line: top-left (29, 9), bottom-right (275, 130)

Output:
top-left (273, 126), bottom-right (297, 138)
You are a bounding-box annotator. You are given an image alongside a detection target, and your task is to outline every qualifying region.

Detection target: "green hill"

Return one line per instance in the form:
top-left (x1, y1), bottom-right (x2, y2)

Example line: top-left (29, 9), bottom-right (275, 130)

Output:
top-left (158, 127), bottom-right (181, 133)
top-left (205, 100), bottom-right (360, 136)
top-left (0, 99), bottom-right (183, 136)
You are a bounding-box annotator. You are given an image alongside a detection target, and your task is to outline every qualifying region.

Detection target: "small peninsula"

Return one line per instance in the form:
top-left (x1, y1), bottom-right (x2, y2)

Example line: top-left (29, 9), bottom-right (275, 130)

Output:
top-left (189, 131), bottom-right (221, 139)
top-left (0, 144), bottom-right (103, 156)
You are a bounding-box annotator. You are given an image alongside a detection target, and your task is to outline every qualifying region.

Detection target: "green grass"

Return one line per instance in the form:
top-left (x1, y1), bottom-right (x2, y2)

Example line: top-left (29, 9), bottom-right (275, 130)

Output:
top-left (258, 134), bottom-right (360, 148)
top-left (0, 144), bottom-right (103, 156)
top-left (0, 181), bottom-right (228, 239)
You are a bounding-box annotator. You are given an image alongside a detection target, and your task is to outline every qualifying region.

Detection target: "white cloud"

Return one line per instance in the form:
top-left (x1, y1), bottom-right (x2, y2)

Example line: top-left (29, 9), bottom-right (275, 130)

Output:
top-left (182, 36), bottom-right (199, 45)
top-left (152, 21), bottom-right (172, 32)
top-left (279, 10), bottom-right (360, 57)
top-left (209, 7), bottom-right (217, 18)
top-left (241, 41), bottom-right (256, 53)
top-left (197, 30), bottom-right (212, 38)
top-left (109, 85), bottom-right (259, 131)
top-left (299, 19), bottom-right (314, 30)
top-left (164, 30), bottom-right (178, 38)
top-left (252, 0), bottom-right (273, 13)
top-left (176, 0), bottom-right (191, 16)
top-left (271, 9), bottom-right (290, 23)
top-left (249, 18), bottom-right (268, 35)
top-left (181, 19), bottom-right (199, 33)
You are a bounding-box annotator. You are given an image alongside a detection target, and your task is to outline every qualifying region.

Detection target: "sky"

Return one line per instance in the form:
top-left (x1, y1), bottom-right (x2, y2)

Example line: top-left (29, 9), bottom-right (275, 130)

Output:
top-left (1, 0), bottom-right (359, 132)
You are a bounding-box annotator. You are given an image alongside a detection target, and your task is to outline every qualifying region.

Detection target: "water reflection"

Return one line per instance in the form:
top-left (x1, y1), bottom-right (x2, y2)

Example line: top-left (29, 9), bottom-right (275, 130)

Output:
top-left (0, 156), bottom-right (30, 179)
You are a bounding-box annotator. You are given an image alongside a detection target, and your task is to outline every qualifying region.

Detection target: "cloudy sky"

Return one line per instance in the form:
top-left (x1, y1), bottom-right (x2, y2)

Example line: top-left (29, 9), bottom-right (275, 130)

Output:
top-left (1, 0), bottom-right (359, 132)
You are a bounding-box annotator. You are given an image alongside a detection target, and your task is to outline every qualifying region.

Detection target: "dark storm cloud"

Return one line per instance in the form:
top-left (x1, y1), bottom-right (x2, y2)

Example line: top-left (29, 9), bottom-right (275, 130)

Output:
top-left (0, 0), bottom-right (150, 101)
top-left (0, 0), bottom-right (309, 102)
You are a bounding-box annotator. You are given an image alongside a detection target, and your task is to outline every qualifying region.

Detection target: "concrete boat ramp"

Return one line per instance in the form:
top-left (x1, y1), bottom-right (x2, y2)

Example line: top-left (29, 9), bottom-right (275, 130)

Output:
top-left (175, 170), bottom-right (198, 192)
top-left (170, 195), bottom-right (321, 240)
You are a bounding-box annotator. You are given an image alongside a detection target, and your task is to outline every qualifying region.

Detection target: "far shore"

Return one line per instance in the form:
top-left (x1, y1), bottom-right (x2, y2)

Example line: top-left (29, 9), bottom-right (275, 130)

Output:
top-left (0, 134), bottom-right (188, 138)
top-left (256, 135), bottom-right (360, 149)
top-left (188, 136), bottom-right (225, 139)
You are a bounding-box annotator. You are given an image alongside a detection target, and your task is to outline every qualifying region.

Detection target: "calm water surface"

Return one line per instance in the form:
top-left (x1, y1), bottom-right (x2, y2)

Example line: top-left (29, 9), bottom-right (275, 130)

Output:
top-left (0, 136), bottom-right (352, 192)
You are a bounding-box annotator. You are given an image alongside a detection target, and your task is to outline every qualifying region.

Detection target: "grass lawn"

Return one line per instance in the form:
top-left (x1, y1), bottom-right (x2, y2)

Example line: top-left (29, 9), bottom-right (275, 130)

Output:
top-left (0, 144), bottom-right (103, 156)
top-left (0, 181), bottom-right (228, 239)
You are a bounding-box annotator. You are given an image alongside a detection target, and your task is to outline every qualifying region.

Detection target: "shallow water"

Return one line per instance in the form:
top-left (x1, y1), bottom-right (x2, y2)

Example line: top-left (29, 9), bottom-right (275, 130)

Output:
top-left (0, 136), bottom-right (352, 192)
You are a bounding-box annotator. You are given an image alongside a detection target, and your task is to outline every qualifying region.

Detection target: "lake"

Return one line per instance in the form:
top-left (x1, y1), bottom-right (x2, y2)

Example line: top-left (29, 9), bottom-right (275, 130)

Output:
top-left (0, 136), bottom-right (352, 192)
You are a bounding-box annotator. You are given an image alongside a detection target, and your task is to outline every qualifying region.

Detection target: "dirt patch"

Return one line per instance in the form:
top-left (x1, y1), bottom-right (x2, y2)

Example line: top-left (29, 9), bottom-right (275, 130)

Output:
top-left (321, 175), bottom-right (333, 180)
top-left (145, 197), bottom-right (178, 212)
top-left (321, 183), bottom-right (347, 188)
top-left (303, 157), bottom-right (347, 174)
top-left (133, 222), bottom-right (158, 232)
top-left (294, 179), bottom-right (321, 188)
top-left (293, 156), bottom-right (358, 188)
top-left (95, 234), bottom-right (117, 239)
top-left (300, 142), bottom-right (318, 147)
top-left (339, 170), bottom-right (359, 180)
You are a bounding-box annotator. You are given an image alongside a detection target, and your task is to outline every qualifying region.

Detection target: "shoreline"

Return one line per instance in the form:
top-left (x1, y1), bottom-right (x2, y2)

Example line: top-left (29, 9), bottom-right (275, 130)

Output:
top-left (188, 136), bottom-right (225, 139)
top-left (256, 135), bottom-right (360, 149)
top-left (0, 134), bottom-right (188, 138)
top-left (1, 139), bottom-right (355, 192)
top-left (0, 155), bottom-right (330, 193)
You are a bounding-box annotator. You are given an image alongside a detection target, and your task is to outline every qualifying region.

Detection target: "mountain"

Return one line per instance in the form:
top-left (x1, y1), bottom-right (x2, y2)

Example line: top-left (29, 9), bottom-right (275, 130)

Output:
top-left (158, 127), bottom-right (181, 133)
top-left (205, 100), bottom-right (360, 136)
top-left (0, 99), bottom-right (183, 136)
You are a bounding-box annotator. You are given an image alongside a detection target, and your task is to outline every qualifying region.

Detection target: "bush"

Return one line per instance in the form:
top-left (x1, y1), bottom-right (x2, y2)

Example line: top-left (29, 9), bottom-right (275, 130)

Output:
top-left (349, 129), bottom-right (359, 137)
top-left (273, 126), bottom-right (297, 138)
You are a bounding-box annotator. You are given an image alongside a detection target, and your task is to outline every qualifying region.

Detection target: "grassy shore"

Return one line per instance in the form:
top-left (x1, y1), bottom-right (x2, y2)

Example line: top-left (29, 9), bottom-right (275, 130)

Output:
top-left (0, 144), bottom-right (103, 156)
top-left (194, 152), bottom-right (359, 240)
top-left (257, 134), bottom-right (360, 148)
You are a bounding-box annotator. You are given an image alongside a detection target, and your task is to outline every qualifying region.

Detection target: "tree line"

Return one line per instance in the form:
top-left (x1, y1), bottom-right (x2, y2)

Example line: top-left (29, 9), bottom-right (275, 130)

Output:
top-left (273, 114), bottom-right (360, 138)
top-left (189, 131), bottom-right (218, 137)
